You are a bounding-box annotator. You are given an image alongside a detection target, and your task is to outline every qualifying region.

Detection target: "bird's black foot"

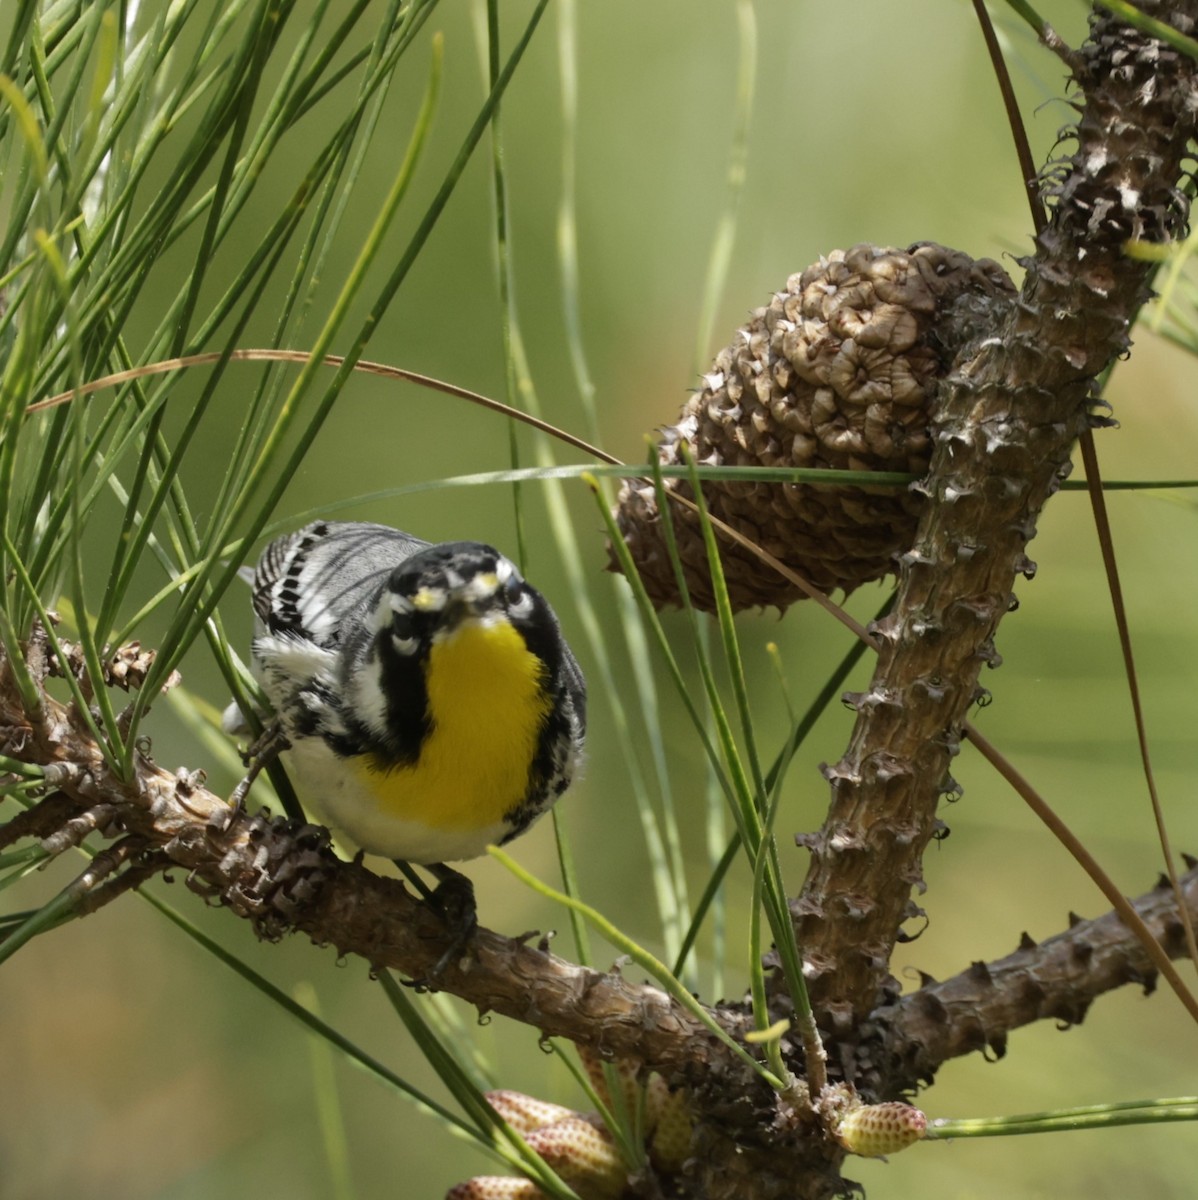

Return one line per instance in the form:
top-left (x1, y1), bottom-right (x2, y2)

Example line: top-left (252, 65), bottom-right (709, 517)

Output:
top-left (428, 862), bottom-right (477, 942)
top-left (226, 721), bottom-right (288, 826)
top-left (241, 720), bottom-right (290, 770)
top-left (396, 860), bottom-right (477, 974)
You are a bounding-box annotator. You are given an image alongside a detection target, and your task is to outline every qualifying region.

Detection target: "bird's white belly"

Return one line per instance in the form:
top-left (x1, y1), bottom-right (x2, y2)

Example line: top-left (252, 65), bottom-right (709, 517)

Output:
top-left (281, 738), bottom-right (512, 864)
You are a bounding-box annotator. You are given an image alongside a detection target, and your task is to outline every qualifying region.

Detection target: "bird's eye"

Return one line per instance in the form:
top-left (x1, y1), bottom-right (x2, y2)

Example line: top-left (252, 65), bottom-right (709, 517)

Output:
top-left (392, 611), bottom-right (416, 641)
top-left (505, 577), bottom-right (535, 619)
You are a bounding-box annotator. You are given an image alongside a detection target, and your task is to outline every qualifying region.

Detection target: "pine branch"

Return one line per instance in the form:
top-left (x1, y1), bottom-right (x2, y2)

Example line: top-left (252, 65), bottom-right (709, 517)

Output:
top-left (3, 630), bottom-right (1196, 1199)
top-left (793, 0), bottom-right (1198, 1035)
top-left (870, 863), bottom-right (1198, 1094)
top-left (0, 653), bottom-right (759, 1088)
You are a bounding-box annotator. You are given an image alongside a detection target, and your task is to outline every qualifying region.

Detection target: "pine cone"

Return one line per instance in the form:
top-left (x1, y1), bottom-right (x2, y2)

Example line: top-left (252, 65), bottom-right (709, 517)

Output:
top-left (611, 242), bottom-right (1015, 611)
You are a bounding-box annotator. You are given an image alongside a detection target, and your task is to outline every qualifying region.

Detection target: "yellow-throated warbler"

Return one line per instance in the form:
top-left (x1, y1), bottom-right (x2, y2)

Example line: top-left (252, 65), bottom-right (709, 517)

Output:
top-left (230, 521), bottom-right (586, 907)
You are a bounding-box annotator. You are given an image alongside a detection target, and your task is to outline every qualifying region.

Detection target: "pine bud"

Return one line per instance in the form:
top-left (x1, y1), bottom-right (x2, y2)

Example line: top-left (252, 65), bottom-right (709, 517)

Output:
top-left (485, 1090), bottom-right (582, 1137)
top-left (445, 1177), bottom-right (548, 1199)
top-left (833, 1100), bottom-right (927, 1157)
top-left (524, 1116), bottom-right (627, 1198)
top-left (646, 1079), bottom-right (692, 1172)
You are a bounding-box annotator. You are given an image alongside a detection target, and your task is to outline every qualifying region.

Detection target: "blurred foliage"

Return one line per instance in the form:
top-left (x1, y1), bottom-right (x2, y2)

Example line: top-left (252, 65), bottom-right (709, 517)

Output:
top-left (2, 1), bottom-right (1198, 1197)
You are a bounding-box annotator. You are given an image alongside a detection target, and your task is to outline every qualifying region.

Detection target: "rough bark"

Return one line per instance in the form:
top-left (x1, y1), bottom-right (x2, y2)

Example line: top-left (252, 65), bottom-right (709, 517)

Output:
top-left (792, 0), bottom-right (1198, 1040)
top-left (868, 867), bottom-right (1198, 1096)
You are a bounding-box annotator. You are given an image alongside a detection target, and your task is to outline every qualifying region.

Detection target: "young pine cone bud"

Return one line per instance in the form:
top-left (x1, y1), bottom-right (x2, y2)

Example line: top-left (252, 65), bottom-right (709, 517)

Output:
top-left (523, 1116), bottom-right (627, 1198)
top-left (450, 1087), bottom-right (628, 1200)
top-left (612, 242), bottom-right (1015, 611)
top-left (445, 1178), bottom-right (548, 1200)
top-left (832, 1100), bottom-right (928, 1158)
top-left (485, 1090), bottom-right (583, 1137)
top-left (645, 1076), bottom-right (693, 1173)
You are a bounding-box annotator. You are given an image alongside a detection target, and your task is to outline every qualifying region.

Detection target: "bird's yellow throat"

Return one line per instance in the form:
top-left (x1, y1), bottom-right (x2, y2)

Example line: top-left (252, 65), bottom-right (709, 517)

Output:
top-left (352, 618), bottom-right (552, 831)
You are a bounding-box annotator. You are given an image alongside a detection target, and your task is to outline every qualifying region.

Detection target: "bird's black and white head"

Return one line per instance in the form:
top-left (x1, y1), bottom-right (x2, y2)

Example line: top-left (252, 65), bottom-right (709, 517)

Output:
top-left (376, 542), bottom-right (541, 657)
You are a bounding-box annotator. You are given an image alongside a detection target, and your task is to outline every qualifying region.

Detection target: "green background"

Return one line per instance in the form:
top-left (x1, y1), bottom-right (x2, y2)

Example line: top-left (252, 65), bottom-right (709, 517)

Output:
top-left (3, 1), bottom-right (1198, 1197)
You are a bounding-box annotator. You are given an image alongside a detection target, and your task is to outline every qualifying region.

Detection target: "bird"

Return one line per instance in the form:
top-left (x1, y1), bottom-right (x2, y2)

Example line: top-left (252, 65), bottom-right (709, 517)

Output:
top-left (226, 520), bottom-right (586, 937)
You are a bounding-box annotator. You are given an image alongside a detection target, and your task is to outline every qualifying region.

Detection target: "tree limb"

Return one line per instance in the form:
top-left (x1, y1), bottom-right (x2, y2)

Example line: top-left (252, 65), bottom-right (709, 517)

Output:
top-left (2, 651), bottom-right (1195, 1200)
top-left (0, 676), bottom-right (761, 1092)
top-left (867, 864), bottom-right (1198, 1095)
top-left (793, 0), bottom-right (1198, 1035)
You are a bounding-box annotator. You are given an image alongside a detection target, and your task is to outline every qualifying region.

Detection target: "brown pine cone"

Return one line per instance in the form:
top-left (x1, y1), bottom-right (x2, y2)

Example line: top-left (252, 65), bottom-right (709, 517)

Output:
top-left (611, 242), bottom-right (1015, 611)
